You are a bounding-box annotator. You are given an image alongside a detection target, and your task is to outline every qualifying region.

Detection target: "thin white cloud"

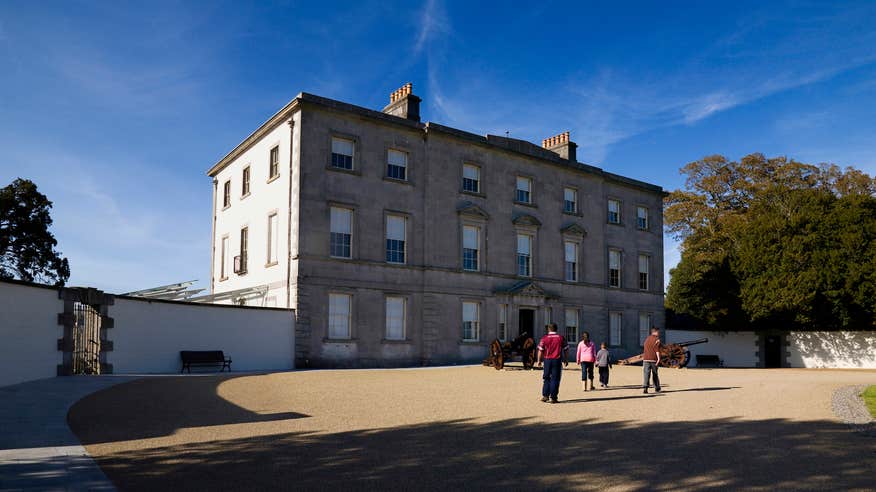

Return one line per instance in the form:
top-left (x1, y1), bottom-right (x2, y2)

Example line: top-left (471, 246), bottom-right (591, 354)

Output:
top-left (413, 0), bottom-right (449, 55)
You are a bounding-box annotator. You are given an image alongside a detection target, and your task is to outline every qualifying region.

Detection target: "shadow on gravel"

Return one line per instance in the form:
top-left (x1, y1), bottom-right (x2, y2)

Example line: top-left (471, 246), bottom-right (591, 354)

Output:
top-left (77, 416), bottom-right (875, 491)
top-left (67, 376), bottom-right (308, 445)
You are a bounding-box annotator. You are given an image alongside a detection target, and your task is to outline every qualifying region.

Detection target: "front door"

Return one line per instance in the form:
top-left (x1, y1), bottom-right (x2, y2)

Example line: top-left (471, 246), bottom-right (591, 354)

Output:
top-left (765, 335), bottom-right (782, 368)
top-left (518, 308), bottom-right (535, 339)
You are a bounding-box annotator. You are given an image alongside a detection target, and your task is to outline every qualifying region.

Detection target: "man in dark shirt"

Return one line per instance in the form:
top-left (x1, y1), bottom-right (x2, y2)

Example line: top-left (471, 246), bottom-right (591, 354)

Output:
top-left (536, 323), bottom-right (569, 403)
top-left (642, 326), bottom-right (662, 394)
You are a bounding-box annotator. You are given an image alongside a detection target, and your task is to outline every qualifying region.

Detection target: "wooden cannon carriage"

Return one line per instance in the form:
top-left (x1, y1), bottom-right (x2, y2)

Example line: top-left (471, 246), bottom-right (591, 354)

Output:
top-left (617, 338), bottom-right (708, 368)
top-left (483, 332), bottom-right (537, 370)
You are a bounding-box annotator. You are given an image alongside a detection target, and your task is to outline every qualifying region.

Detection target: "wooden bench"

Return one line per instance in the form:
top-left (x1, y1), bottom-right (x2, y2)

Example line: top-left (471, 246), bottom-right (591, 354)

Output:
top-left (695, 354), bottom-right (723, 368)
top-left (180, 350), bottom-right (232, 373)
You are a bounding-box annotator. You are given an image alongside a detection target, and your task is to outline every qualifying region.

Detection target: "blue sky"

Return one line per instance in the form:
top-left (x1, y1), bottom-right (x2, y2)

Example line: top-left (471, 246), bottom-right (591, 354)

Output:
top-left (1, 1), bottom-right (875, 293)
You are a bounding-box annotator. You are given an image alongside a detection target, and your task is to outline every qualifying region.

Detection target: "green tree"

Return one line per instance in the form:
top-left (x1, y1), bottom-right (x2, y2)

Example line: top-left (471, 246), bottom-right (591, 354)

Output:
top-left (0, 178), bottom-right (70, 285)
top-left (665, 154), bottom-right (876, 331)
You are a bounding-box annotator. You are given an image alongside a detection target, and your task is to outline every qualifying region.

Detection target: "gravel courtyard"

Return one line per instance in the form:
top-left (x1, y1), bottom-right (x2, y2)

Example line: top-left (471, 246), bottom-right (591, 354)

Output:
top-left (68, 366), bottom-right (876, 491)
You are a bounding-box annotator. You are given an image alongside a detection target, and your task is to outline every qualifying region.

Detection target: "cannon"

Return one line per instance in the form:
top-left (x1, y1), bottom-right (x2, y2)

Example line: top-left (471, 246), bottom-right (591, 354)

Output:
top-left (617, 338), bottom-right (708, 368)
top-left (483, 332), bottom-right (537, 370)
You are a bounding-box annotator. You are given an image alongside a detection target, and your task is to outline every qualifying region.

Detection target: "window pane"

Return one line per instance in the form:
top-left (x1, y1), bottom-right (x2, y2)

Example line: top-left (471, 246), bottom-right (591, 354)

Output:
top-left (516, 177), bottom-right (530, 192)
top-left (221, 237), bottom-right (228, 277)
top-left (498, 304), bottom-right (507, 341)
top-left (463, 164), bottom-right (479, 180)
top-left (462, 301), bottom-right (479, 340)
top-left (608, 200), bottom-right (619, 213)
top-left (639, 313), bottom-right (651, 345)
top-left (331, 207), bottom-right (352, 233)
top-left (388, 150), bottom-right (407, 167)
top-left (610, 312), bottom-right (622, 345)
top-left (639, 254), bottom-right (649, 273)
top-left (387, 216), bottom-right (405, 241)
top-left (329, 294), bottom-right (351, 339)
top-left (386, 297), bottom-right (405, 340)
top-left (609, 250), bottom-right (620, 269)
top-left (331, 137), bottom-right (354, 156)
top-left (565, 242), bottom-right (576, 262)
top-left (463, 226), bottom-right (478, 249)
top-left (268, 214), bottom-right (279, 263)
top-left (564, 188), bottom-right (575, 202)
top-left (517, 235), bottom-right (531, 254)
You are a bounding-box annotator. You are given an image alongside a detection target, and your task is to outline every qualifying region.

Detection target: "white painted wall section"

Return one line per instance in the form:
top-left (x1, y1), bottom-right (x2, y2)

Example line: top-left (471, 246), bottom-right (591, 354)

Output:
top-left (787, 331), bottom-right (876, 369)
top-left (0, 282), bottom-right (63, 387)
top-left (666, 330), bottom-right (758, 368)
top-left (111, 297), bottom-right (295, 373)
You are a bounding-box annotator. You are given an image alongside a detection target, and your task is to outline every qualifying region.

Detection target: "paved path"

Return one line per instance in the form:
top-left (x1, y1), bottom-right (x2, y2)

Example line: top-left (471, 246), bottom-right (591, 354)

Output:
top-left (0, 376), bottom-right (138, 492)
top-left (68, 366), bottom-right (876, 491)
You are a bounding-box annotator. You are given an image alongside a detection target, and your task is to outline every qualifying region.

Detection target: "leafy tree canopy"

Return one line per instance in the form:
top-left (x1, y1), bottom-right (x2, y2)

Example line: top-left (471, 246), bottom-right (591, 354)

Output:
top-left (0, 178), bottom-right (70, 285)
top-left (665, 154), bottom-right (876, 331)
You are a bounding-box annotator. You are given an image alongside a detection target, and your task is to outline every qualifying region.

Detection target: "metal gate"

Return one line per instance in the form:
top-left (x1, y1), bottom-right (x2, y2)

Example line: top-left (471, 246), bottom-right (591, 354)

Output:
top-left (72, 302), bottom-right (102, 374)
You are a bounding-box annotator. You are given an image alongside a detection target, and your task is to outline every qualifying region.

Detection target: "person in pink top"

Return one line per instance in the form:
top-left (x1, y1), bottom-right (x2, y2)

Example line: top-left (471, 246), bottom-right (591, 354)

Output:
top-left (576, 331), bottom-right (597, 391)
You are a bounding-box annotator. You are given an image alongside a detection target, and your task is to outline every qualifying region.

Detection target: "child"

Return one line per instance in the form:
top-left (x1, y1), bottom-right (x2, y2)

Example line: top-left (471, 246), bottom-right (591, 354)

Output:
top-left (596, 342), bottom-right (612, 388)
top-left (576, 331), bottom-right (597, 391)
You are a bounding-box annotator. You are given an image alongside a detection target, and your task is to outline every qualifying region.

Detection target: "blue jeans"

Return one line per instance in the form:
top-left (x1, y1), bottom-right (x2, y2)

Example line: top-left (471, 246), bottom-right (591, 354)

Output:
top-left (643, 361), bottom-right (661, 390)
top-left (542, 358), bottom-right (562, 399)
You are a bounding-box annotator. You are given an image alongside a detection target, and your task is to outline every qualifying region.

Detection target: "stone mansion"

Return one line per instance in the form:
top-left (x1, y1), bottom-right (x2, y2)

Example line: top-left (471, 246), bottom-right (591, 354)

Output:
top-left (207, 83), bottom-right (665, 367)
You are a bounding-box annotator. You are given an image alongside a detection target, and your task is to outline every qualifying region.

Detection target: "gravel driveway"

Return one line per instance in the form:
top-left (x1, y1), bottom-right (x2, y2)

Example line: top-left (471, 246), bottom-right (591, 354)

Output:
top-left (68, 366), bottom-right (876, 491)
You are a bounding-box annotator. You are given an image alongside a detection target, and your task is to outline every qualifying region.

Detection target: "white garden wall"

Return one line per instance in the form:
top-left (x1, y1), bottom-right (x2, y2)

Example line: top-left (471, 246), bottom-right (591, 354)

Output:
top-left (111, 296), bottom-right (295, 373)
top-left (0, 281), bottom-right (63, 387)
top-left (787, 331), bottom-right (876, 369)
top-left (666, 330), bottom-right (758, 368)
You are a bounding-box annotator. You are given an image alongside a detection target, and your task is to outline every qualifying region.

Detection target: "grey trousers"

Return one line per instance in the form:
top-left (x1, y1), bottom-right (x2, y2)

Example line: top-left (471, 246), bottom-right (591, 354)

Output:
top-left (643, 361), bottom-right (661, 389)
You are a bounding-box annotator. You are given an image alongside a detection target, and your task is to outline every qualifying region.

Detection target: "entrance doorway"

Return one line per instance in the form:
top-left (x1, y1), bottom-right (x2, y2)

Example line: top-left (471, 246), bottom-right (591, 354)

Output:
top-left (765, 335), bottom-right (782, 368)
top-left (518, 308), bottom-right (535, 339)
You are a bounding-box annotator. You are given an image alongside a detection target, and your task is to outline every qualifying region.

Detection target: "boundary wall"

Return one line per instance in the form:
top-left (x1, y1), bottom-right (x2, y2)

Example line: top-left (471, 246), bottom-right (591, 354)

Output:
top-left (0, 279), bottom-right (295, 387)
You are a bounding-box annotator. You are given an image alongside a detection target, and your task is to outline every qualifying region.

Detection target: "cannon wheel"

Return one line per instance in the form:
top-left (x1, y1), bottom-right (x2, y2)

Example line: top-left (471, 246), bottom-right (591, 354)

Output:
top-left (521, 337), bottom-right (536, 370)
top-left (489, 339), bottom-right (504, 370)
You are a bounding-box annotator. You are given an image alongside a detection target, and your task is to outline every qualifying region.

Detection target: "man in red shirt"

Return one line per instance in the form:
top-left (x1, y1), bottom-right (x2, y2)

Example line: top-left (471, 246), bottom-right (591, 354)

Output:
top-left (536, 323), bottom-right (569, 403)
top-left (642, 326), bottom-right (662, 394)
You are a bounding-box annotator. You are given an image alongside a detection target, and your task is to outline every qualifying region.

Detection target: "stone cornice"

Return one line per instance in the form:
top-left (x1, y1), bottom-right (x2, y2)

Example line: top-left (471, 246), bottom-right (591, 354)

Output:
top-left (207, 97), bottom-right (301, 177)
top-left (206, 92), bottom-right (665, 195)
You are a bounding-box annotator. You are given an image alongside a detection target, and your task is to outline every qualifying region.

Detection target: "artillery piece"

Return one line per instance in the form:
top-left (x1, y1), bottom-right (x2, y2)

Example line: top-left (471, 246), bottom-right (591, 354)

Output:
top-left (617, 338), bottom-right (708, 368)
top-left (483, 332), bottom-right (537, 370)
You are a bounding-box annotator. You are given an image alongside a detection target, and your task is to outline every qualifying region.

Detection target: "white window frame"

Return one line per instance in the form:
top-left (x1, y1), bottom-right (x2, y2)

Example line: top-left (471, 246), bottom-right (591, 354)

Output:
top-left (608, 199), bottom-right (621, 224)
top-left (463, 163), bottom-right (480, 193)
top-left (564, 241), bottom-right (578, 282)
top-left (266, 213), bottom-right (279, 266)
top-left (637, 206), bottom-right (649, 230)
top-left (564, 187), bottom-right (577, 214)
top-left (330, 206), bottom-right (353, 259)
top-left (517, 234), bottom-right (532, 277)
top-left (387, 149), bottom-right (408, 181)
top-left (220, 235), bottom-right (229, 280)
top-left (462, 301), bottom-right (480, 341)
top-left (565, 308), bottom-right (579, 343)
top-left (223, 180), bottom-right (231, 208)
top-left (638, 254), bottom-right (650, 290)
top-left (516, 176), bottom-right (532, 204)
top-left (608, 248), bottom-right (622, 288)
top-left (269, 145), bottom-right (280, 179)
top-left (330, 136), bottom-right (355, 170)
top-left (462, 224), bottom-right (480, 271)
top-left (639, 313), bottom-right (652, 346)
top-left (609, 311), bottom-right (622, 346)
top-left (385, 296), bottom-right (406, 341)
top-left (385, 214), bottom-right (407, 264)
top-left (242, 166), bottom-right (251, 197)
top-left (498, 303), bottom-right (508, 342)
top-left (328, 293), bottom-right (352, 339)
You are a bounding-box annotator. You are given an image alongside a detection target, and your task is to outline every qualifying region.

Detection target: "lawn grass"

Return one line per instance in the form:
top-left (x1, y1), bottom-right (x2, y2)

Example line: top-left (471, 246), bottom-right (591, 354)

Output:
top-left (862, 386), bottom-right (876, 418)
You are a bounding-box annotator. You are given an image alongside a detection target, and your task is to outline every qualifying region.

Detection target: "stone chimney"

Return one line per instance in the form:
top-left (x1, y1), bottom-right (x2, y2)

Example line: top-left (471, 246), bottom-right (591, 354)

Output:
top-left (382, 82), bottom-right (421, 122)
top-left (541, 131), bottom-right (577, 162)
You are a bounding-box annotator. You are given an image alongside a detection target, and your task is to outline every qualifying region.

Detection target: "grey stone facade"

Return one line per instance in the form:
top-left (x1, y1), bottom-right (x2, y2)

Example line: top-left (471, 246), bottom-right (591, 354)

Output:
top-left (208, 86), bottom-right (665, 368)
